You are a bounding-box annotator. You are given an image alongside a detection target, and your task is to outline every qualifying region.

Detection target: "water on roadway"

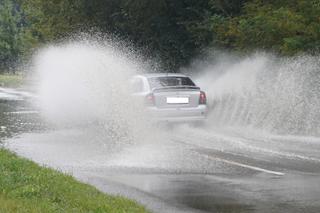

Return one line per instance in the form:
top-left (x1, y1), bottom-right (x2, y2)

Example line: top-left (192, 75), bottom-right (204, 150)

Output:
top-left (1, 90), bottom-right (320, 213)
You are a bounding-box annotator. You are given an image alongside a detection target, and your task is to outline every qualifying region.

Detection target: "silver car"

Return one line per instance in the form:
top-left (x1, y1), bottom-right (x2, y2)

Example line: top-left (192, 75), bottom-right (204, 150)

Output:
top-left (131, 73), bottom-right (207, 122)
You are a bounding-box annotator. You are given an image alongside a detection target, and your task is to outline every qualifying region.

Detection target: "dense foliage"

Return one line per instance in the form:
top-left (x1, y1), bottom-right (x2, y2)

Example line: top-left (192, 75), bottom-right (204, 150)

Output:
top-left (0, 0), bottom-right (320, 72)
top-left (213, 0), bottom-right (320, 55)
top-left (0, 0), bottom-right (24, 71)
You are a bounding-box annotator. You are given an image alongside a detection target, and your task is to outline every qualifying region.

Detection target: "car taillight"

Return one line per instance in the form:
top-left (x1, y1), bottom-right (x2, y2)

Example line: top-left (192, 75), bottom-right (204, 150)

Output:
top-left (199, 91), bottom-right (206, 105)
top-left (145, 93), bottom-right (155, 106)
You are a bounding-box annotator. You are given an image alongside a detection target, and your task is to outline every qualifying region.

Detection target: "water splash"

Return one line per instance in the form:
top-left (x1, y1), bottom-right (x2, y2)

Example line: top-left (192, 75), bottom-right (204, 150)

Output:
top-left (32, 41), bottom-right (320, 140)
top-left (195, 53), bottom-right (320, 136)
top-left (33, 39), bottom-right (154, 144)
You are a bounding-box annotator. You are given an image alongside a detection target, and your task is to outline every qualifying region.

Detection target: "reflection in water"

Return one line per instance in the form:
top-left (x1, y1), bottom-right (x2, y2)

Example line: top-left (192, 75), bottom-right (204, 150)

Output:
top-left (0, 100), bottom-right (44, 142)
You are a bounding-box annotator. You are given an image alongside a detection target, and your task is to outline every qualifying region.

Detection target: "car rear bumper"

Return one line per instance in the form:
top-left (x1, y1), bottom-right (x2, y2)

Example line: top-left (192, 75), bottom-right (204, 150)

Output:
top-left (147, 105), bottom-right (207, 122)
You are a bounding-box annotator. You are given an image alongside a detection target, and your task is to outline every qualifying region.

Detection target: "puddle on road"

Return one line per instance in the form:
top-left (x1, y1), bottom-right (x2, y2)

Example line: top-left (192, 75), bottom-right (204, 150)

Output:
top-left (96, 174), bottom-right (257, 213)
top-left (0, 99), bottom-right (44, 141)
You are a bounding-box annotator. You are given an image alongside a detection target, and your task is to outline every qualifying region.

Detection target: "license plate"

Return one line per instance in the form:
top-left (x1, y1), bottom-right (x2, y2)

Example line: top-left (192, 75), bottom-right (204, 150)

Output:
top-left (166, 97), bottom-right (189, 104)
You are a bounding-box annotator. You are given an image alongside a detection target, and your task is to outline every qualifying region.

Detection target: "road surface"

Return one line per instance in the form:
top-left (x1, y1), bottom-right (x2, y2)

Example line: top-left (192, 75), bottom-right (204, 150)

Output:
top-left (1, 88), bottom-right (320, 213)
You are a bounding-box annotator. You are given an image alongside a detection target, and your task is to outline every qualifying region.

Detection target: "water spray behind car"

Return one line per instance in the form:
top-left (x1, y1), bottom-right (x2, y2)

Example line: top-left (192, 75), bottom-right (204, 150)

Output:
top-left (193, 53), bottom-right (320, 137)
top-left (32, 36), bottom-right (320, 141)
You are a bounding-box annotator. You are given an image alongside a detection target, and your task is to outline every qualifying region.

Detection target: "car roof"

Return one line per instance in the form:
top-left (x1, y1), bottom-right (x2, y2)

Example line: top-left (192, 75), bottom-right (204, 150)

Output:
top-left (135, 73), bottom-right (189, 78)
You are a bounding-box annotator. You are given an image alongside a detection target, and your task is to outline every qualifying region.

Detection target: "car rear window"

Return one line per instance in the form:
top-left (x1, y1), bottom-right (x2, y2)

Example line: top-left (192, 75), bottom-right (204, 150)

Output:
top-left (148, 76), bottom-right (196, 89)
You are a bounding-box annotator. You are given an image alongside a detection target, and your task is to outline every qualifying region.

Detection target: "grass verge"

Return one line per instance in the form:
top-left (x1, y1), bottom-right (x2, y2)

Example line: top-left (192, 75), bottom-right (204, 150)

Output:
top-left (0, 74), bottom-right (24, 88)
top-left (0, 149), bottom-right (149, 213)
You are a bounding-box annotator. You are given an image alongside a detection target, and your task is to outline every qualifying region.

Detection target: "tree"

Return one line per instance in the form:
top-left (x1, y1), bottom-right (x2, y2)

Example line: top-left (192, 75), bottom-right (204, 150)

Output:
top-left (20, 0), bottom-right (88, 42)
top-left (109, 0), bottom-right (214, 70)
top-left (211, 0), bottom-right (320, 54)
top-left (6, 0), bottom-right (320, 72)
top-left (209, 0), bottom-right (247, 17)
top-left (0, 0), bottom-right (24, 72)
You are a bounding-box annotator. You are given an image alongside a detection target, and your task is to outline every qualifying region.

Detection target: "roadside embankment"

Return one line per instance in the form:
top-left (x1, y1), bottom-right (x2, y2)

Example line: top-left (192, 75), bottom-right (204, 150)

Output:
top-left (0, 149), bottom-right (149, 213)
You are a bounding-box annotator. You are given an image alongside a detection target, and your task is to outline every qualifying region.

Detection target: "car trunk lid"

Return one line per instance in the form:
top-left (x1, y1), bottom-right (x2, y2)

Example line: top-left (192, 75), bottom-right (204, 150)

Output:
top-left (152, 86), bottom-right (200, 108)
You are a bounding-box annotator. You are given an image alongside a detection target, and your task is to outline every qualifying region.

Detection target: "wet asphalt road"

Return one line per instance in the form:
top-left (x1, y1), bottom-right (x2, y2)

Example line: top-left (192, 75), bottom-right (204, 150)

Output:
top-left (1, 88), bottom-right (320, 213)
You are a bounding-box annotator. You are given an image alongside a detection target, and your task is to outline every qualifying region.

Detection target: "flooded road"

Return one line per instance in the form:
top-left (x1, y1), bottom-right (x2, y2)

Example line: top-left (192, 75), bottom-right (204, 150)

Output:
top-left (2, 89), bottom-right (320, 213)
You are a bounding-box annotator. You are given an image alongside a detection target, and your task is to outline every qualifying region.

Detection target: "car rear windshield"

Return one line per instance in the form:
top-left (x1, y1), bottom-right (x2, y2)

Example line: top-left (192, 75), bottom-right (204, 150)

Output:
top-left (148, 76), bottom-right (196, 89)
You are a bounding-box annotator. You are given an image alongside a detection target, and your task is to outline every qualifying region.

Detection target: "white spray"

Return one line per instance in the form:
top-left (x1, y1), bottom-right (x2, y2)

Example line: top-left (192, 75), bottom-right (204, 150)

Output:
top-left (33, 39), bottom-right (155, 144)
top-left (194, 53), bottom-right (320, 136)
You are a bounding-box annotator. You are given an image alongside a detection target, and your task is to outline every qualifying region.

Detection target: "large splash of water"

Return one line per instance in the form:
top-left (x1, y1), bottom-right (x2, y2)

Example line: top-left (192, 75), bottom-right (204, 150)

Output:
top-left (33, 39), bottom-right (320, 140)
top-left (33, 39), bottom-right (155, 143)
top-left (195, 53), bottom-right (320, 136)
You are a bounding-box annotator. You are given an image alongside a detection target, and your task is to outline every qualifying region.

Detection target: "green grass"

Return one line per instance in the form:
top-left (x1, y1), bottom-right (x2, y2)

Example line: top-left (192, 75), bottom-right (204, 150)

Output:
top-left (0, 149), bottom-right (149, 213)
top-left (0, 74), bottom-right (24, 88)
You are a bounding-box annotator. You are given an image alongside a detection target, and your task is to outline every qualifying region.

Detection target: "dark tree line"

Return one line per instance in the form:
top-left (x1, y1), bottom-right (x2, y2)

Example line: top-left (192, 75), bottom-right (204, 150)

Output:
top-left (1, 0), bottom-right (320, 72)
